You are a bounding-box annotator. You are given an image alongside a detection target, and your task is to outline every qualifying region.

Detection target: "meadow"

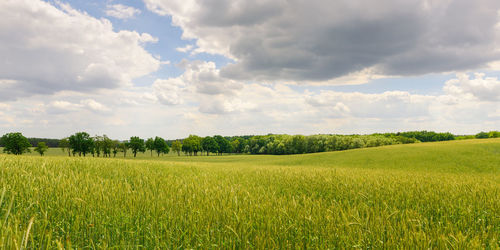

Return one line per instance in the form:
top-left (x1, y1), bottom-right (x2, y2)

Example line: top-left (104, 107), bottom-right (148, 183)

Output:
top-left (0, 139), bottom-right (499, 248)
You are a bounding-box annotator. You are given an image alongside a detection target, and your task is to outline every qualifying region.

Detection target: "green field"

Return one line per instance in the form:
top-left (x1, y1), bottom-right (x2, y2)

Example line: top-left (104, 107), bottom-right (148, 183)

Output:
top-left (0, 139), bottom-right (499, 248)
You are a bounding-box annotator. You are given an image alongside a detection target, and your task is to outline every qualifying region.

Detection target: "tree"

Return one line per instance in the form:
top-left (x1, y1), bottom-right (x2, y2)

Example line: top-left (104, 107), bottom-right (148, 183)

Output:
top-left (214, 135), bottom-right (231, 155)
top-left (145, 138), bottom-right (154, 157)
top-left (34, 142), bottom-right (48, 156)
top-left (68, 132), bottom-right (94, 157)
top-left (182, 143), bottom-right (190, 155)
top-left (59, 138), bottom-right (71, 156)
top-left (100, 135), bottom-right (113, 157)
top-left (171, 140), bottom-right (182, 156)
top-left (488, 131), bottom-right (500, 138)
top-left (153, 136), bottom-right (169, 157)
top-left (238, 139), bottom-right (249, 154)
top-left (182, 135), bottom-right (202, 156)
top-left (201, 136), bottom-right (219, 156)
top-left (119, 141), bottom-right (129, 157)
top-left (284, 135), bottom-right (306, 154)
top-left (93, 135), bottom-right (104, 157)
top-left (91, 135), bottom-right (113, 157)
top-left (112, 140), bottom-right (120, 157)
top-left (476, 131), bottom-right (489, 139)
top-left (230, 139), bottom-right (240, 153)
top-left (129, 136), bottom-right (145, 157)
top-left (0, 132), bottom-right (31, 155)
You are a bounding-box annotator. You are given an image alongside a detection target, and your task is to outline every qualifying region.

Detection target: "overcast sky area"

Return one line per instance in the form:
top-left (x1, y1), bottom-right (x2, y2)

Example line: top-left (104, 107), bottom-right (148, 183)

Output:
top-left (1, 0), bottom-right (499, 139)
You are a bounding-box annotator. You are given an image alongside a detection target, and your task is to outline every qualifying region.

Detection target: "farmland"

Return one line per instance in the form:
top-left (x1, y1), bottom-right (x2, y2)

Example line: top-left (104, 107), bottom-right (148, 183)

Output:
top-left (0, 139), bottom-right (499, 248)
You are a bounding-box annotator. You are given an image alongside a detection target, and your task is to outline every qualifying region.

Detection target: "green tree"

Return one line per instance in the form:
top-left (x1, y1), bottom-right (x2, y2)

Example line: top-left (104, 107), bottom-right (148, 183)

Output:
top-left (230, 139), bottom-right (240, 153)
top-left (488, 131), bottom-right (500, 138)
top-left (129, 136), bottom-right (145, 157)
top-left (153, 136), bottom-right (169, 157)
top-left (68, 132), bottom-right (94, 157)
top-left (288, 135), bottom-right (306, 154)
top-left (214, 135), bottom-right (231, 155)
top-left (145, 138), bottom-right (155, 157)
top-left (201, 136), bottom-right (219, 156)
top-left (93, 135), bottom-right (104, 157)
top-left (0, 132), bottom-right (32, 155)
top-left (59, 138), bottom-right (71, 156)
top-left (238, 139), bottom-right (249, 154)
top-left (171, 140), bottom-right (182, 156)
top-left (112, 140), bottom-right (119, 157)
top-left (119, 141), bottom-right (129, 157)
top-left (101, 135), bottom-right (113, 157)
top-left (476, 132), bottom-right (489, 139)
top-left (34, 142), bottom-right (48, 156)
top-left (182, 135), bottom-right (202, 156)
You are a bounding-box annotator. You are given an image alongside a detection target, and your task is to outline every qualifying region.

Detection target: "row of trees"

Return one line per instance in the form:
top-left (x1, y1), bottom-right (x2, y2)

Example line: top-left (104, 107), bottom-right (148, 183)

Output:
top-left (59, 132), bottom-right (171, 158)
top-left (2, 130), bottom-right (499, 156)
top-left (475, 131), bottom-right (500, 139)
top-left (60, 133), bottom-right (235, 157)
top-left (228, 134), bottom-right (415, 155)
top-left (387, 131), bottom-right (455, 142)
top-left (172, 130), bottom-right (497, 155)
top-left (181, 135), bottom-right (231, 156)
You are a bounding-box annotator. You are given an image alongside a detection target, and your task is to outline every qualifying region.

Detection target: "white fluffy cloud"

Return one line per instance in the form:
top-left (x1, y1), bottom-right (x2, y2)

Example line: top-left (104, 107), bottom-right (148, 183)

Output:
top-left (306, 91), bottom-right (432, 119)
top-left (147, 63), bottom-right (499, 135)
top-left (152, 78), bottom-right (186, 105)
top-left (443, 73), bottom-right (500, 101)
top-left (176, 44), bottom-right (194, 53)
top-left (152, 60), bottom-right (244, 108)
top-left (106, 4), bottom-right (141, 19)
top-left (178, 60), bottom-right (244, 95)
top-left (0, 0), bottom-right (160, 101)
top-left (0, 71), bottom-right (498, 138)
top-left (144, 0), bottom-right (500, 84)
top-left (47, 99), bottom-right (110, 114)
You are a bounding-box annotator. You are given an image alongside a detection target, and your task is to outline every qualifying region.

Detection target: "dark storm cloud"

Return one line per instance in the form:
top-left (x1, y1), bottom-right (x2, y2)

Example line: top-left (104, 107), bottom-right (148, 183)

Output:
top-left (146, 0), bottom-right (500, 82)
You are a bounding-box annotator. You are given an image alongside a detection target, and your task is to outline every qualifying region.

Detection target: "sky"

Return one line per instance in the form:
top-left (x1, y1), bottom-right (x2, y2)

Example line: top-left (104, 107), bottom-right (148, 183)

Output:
top-left (0, 0), bottom-right (499, 140)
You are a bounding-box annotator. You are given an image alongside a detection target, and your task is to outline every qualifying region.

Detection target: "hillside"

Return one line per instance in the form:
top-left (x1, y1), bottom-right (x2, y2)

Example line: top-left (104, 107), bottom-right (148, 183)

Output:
top-left (0, 139), bottom-right (498, 248)
top-left (162, 138), bottom-right (500, 173)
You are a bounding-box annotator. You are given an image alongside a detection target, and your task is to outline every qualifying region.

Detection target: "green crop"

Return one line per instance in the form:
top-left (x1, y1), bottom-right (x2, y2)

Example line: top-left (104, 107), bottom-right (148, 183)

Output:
top-left (0, 139), bottom-right (498, 248)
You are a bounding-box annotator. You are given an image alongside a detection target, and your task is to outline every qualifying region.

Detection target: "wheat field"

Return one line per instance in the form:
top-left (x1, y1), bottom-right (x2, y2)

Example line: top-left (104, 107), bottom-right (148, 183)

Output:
top-left (0, 139), bottom-right (499, 248)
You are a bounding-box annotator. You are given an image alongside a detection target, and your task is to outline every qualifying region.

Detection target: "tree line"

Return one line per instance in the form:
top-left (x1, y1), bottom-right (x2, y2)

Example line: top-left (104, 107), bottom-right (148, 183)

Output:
top-left (57, 132), bottom-right (171, 158)
top-left (1, 130), bottom-right (499, 156)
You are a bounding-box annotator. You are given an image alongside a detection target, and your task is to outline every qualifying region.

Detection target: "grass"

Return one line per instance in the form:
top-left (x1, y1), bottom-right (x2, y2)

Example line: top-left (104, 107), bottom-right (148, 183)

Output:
top-left (0, 139), bottom-right (499, 248)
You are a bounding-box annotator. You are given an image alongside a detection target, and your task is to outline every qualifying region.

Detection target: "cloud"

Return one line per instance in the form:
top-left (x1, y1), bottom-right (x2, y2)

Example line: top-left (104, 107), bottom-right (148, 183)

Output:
top-left (152, 60), bottom-right (244, 108)
top-left (152, 78), bottom-right (186, 105)
top-left (144, 0), bottom-right (500, 84)
top-left (306, 91), bottom-right (433, 119)
top-left (47, 99), bottom-right (110, 114)
top-left (47, 101), bottom-right (82, 114)
top-left (106, 4), bottom-right (141, 19)
top-left (152, 60), bottom-right (435, 117)
top-left (443, 73), bottom-right (500, 101)
top-left (197, 95), bottom-right (257, 114)
top-left (176, 44), bottom-right (194, 53)
top-left (0, 0), bottom-right (160, 101)
top-left (81, 99), bottom-right (112, 113)
top-left (178, 60), bottom-right (244, 95)
top-left (146, 56), bottom-right (498, 134)
top-left (0, 103), bottom-right (11, 111)
top-left (1, 69), bottom-right (498, 138)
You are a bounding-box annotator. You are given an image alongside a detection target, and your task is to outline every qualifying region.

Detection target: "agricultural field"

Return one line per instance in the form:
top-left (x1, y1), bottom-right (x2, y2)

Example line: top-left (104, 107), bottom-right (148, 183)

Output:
top-left (0, 139), bottom-right (499, 248)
